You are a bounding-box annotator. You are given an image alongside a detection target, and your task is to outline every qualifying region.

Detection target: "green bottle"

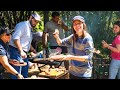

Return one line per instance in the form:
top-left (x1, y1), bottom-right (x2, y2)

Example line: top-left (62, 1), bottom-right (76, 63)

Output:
top-left (46, 42), bottom-right (51, 58)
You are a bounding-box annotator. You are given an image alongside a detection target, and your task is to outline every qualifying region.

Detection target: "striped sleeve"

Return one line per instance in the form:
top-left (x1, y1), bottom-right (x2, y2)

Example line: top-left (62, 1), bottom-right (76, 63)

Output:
top-left (61, 34), bottom-right (73, 47)
top-left (84, 36), bottom-right (94, 60)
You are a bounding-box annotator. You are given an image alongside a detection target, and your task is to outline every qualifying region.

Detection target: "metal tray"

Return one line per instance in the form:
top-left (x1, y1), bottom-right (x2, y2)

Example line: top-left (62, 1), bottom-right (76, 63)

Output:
top-left (29, 58), bottom-right (63, 67)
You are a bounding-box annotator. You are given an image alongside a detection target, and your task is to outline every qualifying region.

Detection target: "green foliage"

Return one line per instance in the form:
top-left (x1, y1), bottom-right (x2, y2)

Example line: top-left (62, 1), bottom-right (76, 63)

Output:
top-left (37, 42), bottom-right (43, 52)
top-left (1, 11), bottom-right (120, 57)
top-left (33, 21), bottom-right (44, 32)
top-left (60, 11), bottom-right (120, 58)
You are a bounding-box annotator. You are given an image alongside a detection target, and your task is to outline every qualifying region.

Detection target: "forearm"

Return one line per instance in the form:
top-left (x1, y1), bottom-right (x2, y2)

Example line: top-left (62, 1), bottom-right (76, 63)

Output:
top-left (69, 55), bottom-right (88, 62)
top-left (14, 39), bottom-right (27, 59)
top-left (30, 45), bottom-right (36, 53)
top-left (101, 40), bottom-right (119, 52)
top-left (30, 45), bottom-right (35, 51)
top-left (55, 36), bottom-right (62, 46)
top-left (50, 54), bottom-right (88, 62)
top-left (14, 39), bottom-right (23, 52)
top-left (0, 57), bottom-right (19, 76)
top-left (4, 64), bottom-right (19, 76)
top-left (61, 24), bottom-right (68, 31)
top-left (108, 45), bottom-right (120, 53)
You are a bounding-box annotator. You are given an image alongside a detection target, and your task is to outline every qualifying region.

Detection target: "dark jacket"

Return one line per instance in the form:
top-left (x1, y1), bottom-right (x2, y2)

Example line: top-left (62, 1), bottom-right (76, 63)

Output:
top-left (0, 39), bottom-right (10, 74)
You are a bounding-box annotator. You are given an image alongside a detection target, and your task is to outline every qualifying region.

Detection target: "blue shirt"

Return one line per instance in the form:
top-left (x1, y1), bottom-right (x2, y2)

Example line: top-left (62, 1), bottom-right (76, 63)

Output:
top-left (61, 33), bottom-right (94, 77)
top-left (0, 39), bottom-right (10, 72)
top-left (0, 39), bottom-right (10, 58)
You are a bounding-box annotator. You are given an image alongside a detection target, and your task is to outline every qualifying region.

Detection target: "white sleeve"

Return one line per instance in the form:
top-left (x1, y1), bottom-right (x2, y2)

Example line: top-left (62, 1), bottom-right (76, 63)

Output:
top-left (12, 23), bottom-right (25, 40)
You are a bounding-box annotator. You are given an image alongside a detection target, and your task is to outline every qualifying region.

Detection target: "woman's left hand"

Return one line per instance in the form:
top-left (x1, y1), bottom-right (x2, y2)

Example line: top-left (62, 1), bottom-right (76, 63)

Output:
top-left (9, 59), bottom-right (19, 64)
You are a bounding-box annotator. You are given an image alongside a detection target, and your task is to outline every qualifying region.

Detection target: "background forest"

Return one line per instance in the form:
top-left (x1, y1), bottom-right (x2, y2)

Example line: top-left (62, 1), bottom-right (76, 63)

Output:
top-left (1, 11), bottom-right (120, 58)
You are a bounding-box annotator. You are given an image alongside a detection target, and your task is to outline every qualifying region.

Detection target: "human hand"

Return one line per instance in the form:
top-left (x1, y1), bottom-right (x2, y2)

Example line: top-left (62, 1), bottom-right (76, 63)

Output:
top-left (17, 74), bottom-right (24, 79)
top-left (95, 50), bottom-right (101, 54)
top-left (102, 40), bottom-right (109, 48)
top-left (58, 18), bottom-right (62, 25)
top-left (31, 49), bottom-right (37, 54)
top-left (55, 29), bottom-right (59, 35)
top-left (30, 52), bottom-right (37, 57)
top-left (9, 59), bottom-right (19, 64)
top-left (20, 51), bottom-right (27, 59)
top-left (53, 29), bottom-right (59, 39)
top-left (58, 18), bottom-right (65, 26)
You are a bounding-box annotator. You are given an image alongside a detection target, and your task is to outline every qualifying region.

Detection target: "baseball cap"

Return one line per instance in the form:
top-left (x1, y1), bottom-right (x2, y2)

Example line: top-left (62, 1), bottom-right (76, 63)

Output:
top-left (32, 13), bottom-right (41, 21)
top-left (0, 27), bottom-right (13, 35)
top-left (72, 16), bottom-right (85, 23)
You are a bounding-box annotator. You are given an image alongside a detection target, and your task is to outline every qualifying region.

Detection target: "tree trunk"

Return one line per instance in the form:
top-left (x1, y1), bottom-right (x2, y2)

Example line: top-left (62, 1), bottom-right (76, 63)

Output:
top-left (43, 11), bottom-right (49, 26)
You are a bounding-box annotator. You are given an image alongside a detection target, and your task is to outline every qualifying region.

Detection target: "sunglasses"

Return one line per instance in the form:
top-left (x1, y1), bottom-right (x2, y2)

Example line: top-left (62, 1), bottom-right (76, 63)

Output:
top-left (6, 34), bottom-right (11, 36)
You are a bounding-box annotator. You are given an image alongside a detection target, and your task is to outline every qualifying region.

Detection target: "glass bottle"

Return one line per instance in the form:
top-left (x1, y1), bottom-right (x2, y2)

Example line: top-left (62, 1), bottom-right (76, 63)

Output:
top-left (43, 48), bottom-right (46, 60)
top-left (46, 42), bottom-right (51, 58)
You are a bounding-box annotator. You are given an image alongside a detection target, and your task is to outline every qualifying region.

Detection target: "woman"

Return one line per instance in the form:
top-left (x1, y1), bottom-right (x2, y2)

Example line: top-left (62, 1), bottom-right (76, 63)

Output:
top-left (0, 27), bottom-right (24, 79)
top-left (50, 16), bottom-right (94, 79)
top-left (102, 21), bottom-right (120, 79)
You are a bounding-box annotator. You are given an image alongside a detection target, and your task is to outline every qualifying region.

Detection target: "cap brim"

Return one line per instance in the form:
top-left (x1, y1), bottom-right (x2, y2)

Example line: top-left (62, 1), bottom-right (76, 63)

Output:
top-left (73, 19), bottom-right (84, 23)
top-left (35, 18), bottom-right (41, 21)
top-left (32, 14), bottom-right (41, 21)
top-left (6, 29), bottom-right (14, 34)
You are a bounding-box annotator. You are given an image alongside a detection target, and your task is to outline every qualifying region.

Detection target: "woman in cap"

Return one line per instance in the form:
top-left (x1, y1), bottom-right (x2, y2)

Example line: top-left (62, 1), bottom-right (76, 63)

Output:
top-left (0, 27), bottom-right (24, 79)
top-left (102, 21), bottom-right (120, 79)
top-left (50, 16), bottom-right (94, 79)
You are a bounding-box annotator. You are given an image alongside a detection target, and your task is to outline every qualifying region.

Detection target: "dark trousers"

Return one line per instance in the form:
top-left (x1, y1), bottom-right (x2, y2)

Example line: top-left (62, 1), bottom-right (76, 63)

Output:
top-left (9, 45), bottom-right (28, 79)
top-left (69, 73), bottom-right (91, 79)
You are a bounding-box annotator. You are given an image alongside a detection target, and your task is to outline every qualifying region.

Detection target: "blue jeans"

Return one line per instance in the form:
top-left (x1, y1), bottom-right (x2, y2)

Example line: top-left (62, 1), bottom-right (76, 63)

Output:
top-left (9, 45), bottom-right (28, 79)
top-left (109, 59), bottom-right (120, 79)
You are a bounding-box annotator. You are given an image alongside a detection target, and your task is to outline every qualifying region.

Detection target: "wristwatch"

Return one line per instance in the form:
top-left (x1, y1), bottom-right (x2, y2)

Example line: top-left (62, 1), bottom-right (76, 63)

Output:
top-left (15, 73), bottom-right (19, 76)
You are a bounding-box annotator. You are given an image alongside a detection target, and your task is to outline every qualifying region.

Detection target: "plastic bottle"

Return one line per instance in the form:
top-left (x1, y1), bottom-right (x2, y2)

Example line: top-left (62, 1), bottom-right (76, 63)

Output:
top-left (39, 53), bottom-right (43, 58)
